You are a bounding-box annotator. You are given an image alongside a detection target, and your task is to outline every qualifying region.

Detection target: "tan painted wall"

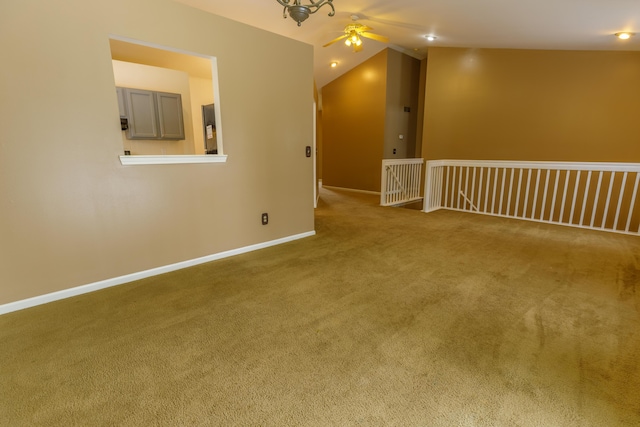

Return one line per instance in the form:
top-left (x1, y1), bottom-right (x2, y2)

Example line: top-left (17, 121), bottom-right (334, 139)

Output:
top-left (384, 49), bottom-right (421, 160)
top-left (321, 49), bottom-right (422, 192)
top-left (422, 47), bottom-right (640, 162)
top-left (0, 0), bottom-right (314, 305)
top-left (415, 58), bottom-right (428, 159)
top-left (321, 50), bottom-right (388, 192)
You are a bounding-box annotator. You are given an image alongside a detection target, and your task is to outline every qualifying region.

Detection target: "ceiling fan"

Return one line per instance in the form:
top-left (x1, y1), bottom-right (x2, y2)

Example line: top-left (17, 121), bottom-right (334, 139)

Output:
top-left (322, 17), bottom-right (389, 52)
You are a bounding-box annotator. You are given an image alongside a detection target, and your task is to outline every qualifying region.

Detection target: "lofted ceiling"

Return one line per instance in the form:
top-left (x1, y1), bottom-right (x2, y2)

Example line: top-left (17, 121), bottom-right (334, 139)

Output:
top-left (175, 0), bottom-right (640, 89)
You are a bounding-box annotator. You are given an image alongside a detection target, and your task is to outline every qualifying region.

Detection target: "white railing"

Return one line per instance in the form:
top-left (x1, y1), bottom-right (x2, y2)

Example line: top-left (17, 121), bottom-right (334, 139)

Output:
top-left (381, 158), bottom-right (425, 206)
top-left (424, 160), bottom-right (640, 236)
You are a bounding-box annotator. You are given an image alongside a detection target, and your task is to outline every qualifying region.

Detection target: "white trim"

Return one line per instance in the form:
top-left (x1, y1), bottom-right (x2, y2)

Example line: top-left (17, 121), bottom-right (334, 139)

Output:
top-left (209, 56), bottom-right (224, 155)
top-left (119, 154), bottom-right (228, 165)
top-left (382, 158), bottom-right (425, 166)
top-left (313, 101), bottom-right (318, 209)
top-left (323, 185), bottom-right (381, 195)
top-left (426, 159), bottom-right (640, 173)
top-left (0, 231), bottom-right (315, 315)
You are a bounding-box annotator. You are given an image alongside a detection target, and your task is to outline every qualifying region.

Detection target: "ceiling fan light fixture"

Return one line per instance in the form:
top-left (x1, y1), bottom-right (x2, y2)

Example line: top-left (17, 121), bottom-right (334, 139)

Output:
top-left (276, 0), bottom-right (335, 26)
top-left (322, 21), bottom-right (388, 51)
top-left (615, 32), bottom-right (634, 40)
top-left (345, 31), bottom-right (361, 46)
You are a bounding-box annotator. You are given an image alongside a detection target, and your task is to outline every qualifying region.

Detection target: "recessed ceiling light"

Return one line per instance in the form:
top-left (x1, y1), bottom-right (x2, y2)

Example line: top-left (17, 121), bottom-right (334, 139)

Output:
top-left (425, 35), bottom-right (437, 42)
top-left (615, 32), bottom-right (634, 40)
top-left (330, 61), bottom-right (338, 68)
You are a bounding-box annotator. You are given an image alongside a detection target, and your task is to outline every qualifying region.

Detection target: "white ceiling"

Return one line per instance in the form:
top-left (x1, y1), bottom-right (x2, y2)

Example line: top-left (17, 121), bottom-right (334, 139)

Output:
top-left (176, 0), bottom-right (640, 89)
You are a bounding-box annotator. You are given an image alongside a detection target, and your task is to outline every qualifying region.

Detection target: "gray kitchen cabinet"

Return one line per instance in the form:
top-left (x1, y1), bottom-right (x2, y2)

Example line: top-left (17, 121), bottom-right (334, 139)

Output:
top-left (126, 88), bottom-right (159, 139)
top-left (155, 92), bottom-right (185, 140)
top-left (118, 87), bottom-right (185, 140)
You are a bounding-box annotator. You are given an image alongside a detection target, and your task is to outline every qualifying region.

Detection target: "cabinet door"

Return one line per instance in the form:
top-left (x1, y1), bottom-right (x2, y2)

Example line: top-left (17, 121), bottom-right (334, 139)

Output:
top-left (156, 92), bottom-right (185, 140)
top-left (125, 89), bottom-right (159, 139)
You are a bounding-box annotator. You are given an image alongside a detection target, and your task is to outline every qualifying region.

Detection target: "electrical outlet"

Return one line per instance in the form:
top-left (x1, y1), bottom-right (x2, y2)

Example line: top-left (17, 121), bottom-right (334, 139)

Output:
top-left (261, 213), bottom-right (268, 225)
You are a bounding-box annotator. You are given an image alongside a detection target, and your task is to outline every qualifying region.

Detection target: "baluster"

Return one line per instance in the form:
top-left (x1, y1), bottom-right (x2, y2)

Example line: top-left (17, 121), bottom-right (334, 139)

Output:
top-left (602, 172), bottom-right (616, 229)
top-left (559, 170), bottom-right (570, 224)
top-left (613, 172), bottom-right (628, 231)
top-left (579, 171), bottom-right (592, 226)
top-left (626, 173), bottom-right (640, 233)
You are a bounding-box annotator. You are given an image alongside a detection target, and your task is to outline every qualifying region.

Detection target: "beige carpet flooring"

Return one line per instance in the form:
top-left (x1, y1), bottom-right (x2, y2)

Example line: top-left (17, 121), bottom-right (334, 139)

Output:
top-left (1, 187), bottom-right (639, 426)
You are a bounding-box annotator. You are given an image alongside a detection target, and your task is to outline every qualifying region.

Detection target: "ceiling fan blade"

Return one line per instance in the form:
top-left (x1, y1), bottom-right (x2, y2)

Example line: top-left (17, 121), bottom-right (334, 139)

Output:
top-left (323, 34), bottom-right (348, 47)
top-left (323, 35), bottom-right (348, 47)
top-left (353, 43), bottom-right (363, 53)
top-left (360, 32), bottom-right (389, 43)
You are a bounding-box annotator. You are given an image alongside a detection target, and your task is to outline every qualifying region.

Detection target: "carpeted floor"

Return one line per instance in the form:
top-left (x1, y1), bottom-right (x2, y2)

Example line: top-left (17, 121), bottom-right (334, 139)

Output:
top-left (1, 187), bottom-right (639, 426)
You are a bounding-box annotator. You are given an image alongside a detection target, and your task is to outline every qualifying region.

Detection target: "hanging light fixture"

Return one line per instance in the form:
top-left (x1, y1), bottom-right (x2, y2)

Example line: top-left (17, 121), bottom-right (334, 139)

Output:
top-left (276, 0), bottom-right (335, 26)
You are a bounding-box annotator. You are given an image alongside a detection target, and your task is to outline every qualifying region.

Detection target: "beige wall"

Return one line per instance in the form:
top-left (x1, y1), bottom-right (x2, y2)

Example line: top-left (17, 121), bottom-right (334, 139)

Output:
top-left (422, 47), bottom-right (640, 162)
top-left (322, 50), bottom-right (388, 192)
top-left (0, 0), bottom-right (314, 305)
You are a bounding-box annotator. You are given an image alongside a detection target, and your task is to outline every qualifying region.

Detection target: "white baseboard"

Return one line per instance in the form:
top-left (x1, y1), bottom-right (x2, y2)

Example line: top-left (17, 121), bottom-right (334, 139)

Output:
top-left (0, 231), bottom-right (316, 316)
top-left (322, 185), bottom-right (381, 196)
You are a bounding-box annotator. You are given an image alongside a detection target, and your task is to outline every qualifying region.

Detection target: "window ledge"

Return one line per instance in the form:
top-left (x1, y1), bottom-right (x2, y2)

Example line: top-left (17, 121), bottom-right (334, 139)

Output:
top-left (119, 154), bottom-right (228, 165)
